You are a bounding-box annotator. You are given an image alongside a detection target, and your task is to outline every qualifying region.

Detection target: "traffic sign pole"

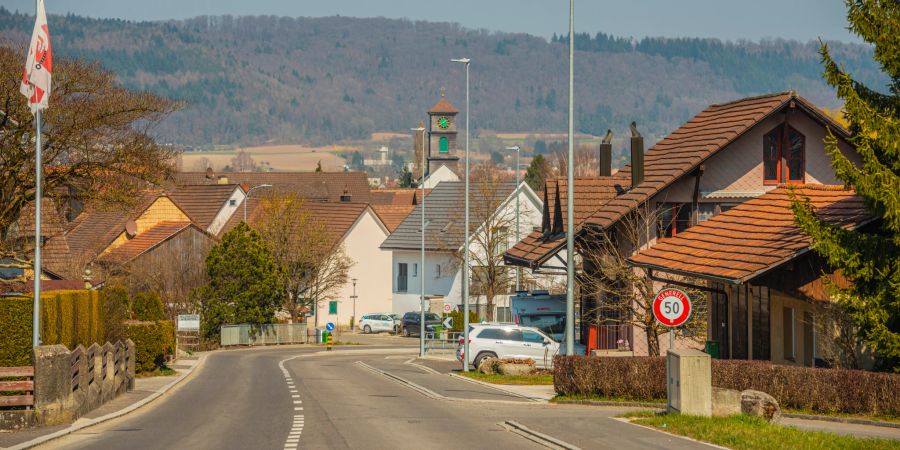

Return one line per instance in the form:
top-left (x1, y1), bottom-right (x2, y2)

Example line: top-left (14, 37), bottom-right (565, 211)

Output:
top-left (652, 288), bottom-right (692, 413)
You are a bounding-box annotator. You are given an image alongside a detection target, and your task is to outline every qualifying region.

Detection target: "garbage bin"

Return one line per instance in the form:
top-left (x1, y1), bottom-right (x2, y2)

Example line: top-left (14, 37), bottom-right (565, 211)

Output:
top-left (704, 340), bottom-right (720, 359)
top-left (315, 328), bottom-right (323, 344)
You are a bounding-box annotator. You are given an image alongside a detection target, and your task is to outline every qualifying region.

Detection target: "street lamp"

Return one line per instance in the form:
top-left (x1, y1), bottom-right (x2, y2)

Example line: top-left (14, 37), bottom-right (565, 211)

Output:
top-left (411, 126), bottom-right (428, 358)
top-left (506, 146), bottom-right (521, 292)
top-left (565, 0), bottom-right (576, 356)
top-left (244, 183), bottom-right (273, 222)
top-left (350, 278), bottom-right (358, 331)
top-left (451, 57), bottom-right (471, 371)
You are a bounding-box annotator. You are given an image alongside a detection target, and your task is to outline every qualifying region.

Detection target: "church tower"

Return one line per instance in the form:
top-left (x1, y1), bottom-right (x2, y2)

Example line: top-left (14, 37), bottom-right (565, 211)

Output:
top-left (426, 91), bottom-right (460, 176)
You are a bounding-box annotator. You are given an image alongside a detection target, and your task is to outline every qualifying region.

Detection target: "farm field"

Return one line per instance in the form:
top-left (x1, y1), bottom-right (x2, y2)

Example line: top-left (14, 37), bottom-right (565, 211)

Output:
top-left (180, 144), bottom-right (357, 172)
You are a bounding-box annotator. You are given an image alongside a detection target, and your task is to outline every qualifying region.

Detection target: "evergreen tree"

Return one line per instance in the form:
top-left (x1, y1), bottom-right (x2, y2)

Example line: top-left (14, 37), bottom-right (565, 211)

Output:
top-left (524, 154), bottom-right (551, 192)
top-left (132, 291), bottom-right (166, 321)
top-left (193, 222), bottom-right (284, 342)
top-left (315, 160), bottom-right (323, 172)
top-left (398, 166), bottom-right (413, 188)
top-left (792, 1), bottom-right (900, 371)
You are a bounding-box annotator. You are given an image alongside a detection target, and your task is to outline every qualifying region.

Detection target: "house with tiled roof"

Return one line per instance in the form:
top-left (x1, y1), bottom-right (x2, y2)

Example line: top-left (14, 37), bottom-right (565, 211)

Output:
top-left (174, 170), bottom-right (372, 204)
top-left (168, 184), bottom-right (246, 236)
top-left (234, 197), bottom-right (392, 329)
top-left (381, 180), bottom-right (548, 320)
top-left (504, 91), bottom-right (862, 358)
top-left (628, 185), bottom-right (875, 367)
top-left (370, 188), bottom-right (429, 232)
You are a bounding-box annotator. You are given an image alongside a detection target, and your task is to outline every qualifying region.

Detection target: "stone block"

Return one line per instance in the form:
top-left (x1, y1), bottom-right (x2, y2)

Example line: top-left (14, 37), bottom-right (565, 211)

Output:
top-left (741, 389), bottom-right (782, 422)
top-left (712, 387), bottom-right (742, 417)
top-left (478, 357), bottom-right (498, 374)
top-left (125, 339), bottom-right (136, 391)
top-left (497, 363), bottom-right (534, 376)
top-left (33, 345), bottom-right (75, 426)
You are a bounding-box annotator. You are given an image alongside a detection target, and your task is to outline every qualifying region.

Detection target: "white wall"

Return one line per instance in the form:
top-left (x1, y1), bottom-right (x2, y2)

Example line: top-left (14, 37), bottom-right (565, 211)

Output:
top-left (208, 187), bottom-right (246, 236)
top-left (422, 165), bottom-right (460, 188)
top-left (316, 209), bottom-right (393, 329)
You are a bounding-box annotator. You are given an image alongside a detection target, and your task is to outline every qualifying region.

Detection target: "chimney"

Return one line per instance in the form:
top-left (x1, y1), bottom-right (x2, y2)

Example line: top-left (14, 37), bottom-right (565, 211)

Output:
top-left (629, 121), bottom-right (644, 187)
top-left (205, 167), bottom-right (215, 179)
top-left (217, 175), bottom-right (229, 185)
top-left (599, 129), bottom-right (613, 177)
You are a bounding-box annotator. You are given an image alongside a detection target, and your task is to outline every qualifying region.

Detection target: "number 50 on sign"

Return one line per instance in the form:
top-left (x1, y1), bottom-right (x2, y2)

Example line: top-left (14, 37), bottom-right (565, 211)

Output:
top-left (652, 288), bottom-right (692, 327)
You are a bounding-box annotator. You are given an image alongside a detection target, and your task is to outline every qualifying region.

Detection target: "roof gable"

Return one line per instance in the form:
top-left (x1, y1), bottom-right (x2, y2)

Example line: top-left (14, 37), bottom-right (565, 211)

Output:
top-left (168, 184), bottom-right (240, 229)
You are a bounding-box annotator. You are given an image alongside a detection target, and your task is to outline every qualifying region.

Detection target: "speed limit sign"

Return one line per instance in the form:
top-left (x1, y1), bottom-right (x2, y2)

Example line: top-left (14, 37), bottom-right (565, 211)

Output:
top-left (653, 288), bottom-right (692, 327)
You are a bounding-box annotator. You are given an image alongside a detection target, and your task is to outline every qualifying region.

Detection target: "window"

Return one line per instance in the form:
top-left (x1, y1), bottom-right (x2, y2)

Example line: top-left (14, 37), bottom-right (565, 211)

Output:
top-left (435, 264), bottom-right (442, 278)
top-left (340, 194), bottom-right (352, 202)
top-left (522, 330), bottom-right (546, 344)
top-left (658, 203), bottom-right (692, 238)
top-left (493, 227), bottom-right (510, 255)
top-left (783, 307), bottom-right (795, 361)
top-left (397, 263), bottom-right (408, 292)
top-left (229, 199), bottom-right (237, 206)
top-left (697, 203), bottom-right (717, 223)
top-left (439, 136), bottom-right (449, 154)
top-left (477, 328), bottom-right (502, 340)
top-left (413, 263), bottom-right (418, 278)
top-left (763, 124), bottom-right (805, 184)
top-left (328, 301), bottom-right (338, 315)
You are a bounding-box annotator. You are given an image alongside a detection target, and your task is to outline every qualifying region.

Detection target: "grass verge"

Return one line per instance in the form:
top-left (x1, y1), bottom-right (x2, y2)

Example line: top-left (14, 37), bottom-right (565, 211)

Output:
top-left (784, 408), bottom-right (900, 425)
top-left (136, 365), bottom-right (177, 378)
top-left (623, 411), bottom-right (900, 450)
top-left (456, 371), bottom-right (554, 385)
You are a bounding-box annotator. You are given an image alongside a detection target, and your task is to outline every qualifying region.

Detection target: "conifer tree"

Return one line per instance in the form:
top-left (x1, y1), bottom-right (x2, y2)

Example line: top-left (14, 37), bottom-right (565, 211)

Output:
top-left (792, 1), bottom-right (899, 370)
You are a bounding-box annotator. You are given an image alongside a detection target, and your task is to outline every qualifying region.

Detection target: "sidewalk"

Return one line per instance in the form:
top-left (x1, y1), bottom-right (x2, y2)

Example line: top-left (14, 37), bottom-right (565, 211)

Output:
top-left (0, 356), bottom-right (204, 450)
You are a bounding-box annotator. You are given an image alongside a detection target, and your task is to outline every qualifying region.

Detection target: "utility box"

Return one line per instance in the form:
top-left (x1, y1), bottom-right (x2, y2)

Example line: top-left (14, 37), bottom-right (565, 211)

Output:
top-left (667, 348), bottom-right (711, 416)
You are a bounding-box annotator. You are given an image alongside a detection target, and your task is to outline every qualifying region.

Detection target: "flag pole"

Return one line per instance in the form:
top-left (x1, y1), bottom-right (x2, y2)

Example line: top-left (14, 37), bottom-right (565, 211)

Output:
top-left (32, 108), bottom-right (42, 347)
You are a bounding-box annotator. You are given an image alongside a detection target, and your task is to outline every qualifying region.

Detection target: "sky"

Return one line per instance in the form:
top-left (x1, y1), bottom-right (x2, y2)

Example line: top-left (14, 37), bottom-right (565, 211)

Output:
top-left (0, 0), bottom-right (860, 44)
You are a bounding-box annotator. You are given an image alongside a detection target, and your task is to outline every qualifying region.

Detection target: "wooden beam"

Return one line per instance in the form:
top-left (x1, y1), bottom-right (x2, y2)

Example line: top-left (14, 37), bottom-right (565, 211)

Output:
top-left (0, 395), bottom-right (34, 407)
top-left (0, 381), bottom-right (33, 392)
top-left (0, 367), bottom-right (34, 378)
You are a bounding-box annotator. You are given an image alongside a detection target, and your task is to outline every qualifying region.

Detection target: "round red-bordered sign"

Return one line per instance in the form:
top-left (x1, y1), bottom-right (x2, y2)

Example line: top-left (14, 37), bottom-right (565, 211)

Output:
top-left (653, 288), bottom-right (692, 327)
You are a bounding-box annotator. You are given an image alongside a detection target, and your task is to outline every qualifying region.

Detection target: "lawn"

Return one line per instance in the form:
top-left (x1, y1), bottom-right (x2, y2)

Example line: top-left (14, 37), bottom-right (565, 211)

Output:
top-left (624, 411), bottom-right (900, 450)
top-left (135, 365), bottom-right (177, 378)
top-left (457, 370), bottom-right (554, 385)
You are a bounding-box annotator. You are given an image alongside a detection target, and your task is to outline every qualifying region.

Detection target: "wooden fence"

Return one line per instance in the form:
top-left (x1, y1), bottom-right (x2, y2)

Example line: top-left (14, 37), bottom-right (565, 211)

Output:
top-left (0, 367), bottom-right (34, 409)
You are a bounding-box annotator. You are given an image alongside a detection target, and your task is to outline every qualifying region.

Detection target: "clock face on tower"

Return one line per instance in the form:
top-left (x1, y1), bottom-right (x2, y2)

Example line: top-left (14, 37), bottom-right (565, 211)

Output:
top-left (437, 117), bottom-right (450, 129)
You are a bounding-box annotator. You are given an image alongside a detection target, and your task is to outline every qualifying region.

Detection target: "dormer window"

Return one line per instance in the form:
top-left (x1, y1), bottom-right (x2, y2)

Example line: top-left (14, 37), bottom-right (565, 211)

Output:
top-left (764, 124), bottom-right (805, 184)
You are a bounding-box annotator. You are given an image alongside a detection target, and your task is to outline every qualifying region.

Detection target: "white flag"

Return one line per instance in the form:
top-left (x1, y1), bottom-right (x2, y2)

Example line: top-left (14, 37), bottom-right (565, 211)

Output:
top-left (20, 0), bottom-right (52, 115)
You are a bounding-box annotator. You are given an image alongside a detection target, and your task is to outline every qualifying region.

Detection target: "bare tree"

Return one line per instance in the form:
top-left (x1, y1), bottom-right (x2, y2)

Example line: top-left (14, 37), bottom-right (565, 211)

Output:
top-left (229, 151), bottom-right (257, 172)
top-left (553, 144), bottom-right (598, 177)
top-left (0, 46), bottom-right (178, 250)
top-left (254, 194), bottom-right (353, 322)
top-left (451, 163), bottom-right (525, 321)
top-left (579, 202), bottom-right (706, 356)
top-left (191, 157), bottom-right (213, 172)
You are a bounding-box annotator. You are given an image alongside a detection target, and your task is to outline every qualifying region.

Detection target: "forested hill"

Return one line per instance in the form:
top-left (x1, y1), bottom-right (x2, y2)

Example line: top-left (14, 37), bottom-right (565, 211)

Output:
top-left (0, 9), bottom-right (885, 146)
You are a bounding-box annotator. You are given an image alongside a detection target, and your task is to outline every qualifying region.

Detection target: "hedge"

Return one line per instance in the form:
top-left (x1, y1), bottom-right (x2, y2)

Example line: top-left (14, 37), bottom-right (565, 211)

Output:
top-left (553, 356), bottom-right (900, 416)
top-left (0, 290), bottom-right (107, 366)
top-left (125, 320), bottom-right (175, 373)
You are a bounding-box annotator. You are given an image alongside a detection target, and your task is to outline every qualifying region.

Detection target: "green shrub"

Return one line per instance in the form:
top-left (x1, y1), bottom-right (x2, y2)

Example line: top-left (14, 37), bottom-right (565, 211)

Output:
top-left (552, 356), bottom-right (900, 416)
top-left (0, 291), bottom-right (107, 366)
top-left (132, 291), bottom-right (165, 321)
top-left (449, 310), bottom-right (479, 332)
top-left (100, 285), bottom-right (129, 343)
top-left (126, 320), bottom-right (175, 373)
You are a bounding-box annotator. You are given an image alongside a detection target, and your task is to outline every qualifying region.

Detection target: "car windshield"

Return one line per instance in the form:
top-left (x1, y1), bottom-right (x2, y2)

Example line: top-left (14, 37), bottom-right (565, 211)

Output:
top-left (519, 314), bottom-right (565, 336)
top-left (424, 313), bottom-right (440, 321)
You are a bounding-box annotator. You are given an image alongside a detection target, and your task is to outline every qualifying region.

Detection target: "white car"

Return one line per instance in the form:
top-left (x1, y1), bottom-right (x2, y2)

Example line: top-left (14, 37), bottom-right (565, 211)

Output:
top-left (357, 313), bottom-right (396, 334)
top-left (456, 324), bottom-right (586, 369)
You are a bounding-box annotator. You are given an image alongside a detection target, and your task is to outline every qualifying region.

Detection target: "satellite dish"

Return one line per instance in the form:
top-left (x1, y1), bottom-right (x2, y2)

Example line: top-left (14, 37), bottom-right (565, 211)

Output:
top-left (125, 220), bottom-right (137, 238)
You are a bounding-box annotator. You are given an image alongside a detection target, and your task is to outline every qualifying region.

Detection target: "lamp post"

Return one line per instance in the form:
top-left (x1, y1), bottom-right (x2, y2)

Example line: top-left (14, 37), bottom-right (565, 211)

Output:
top-left (350, 278), bottom-right (357, 331)
top-left (565, 0), bottom-right (576, 356)
top-left (244, 183), bottom-right (273, 222)
top-left (451, 57), bottom-right (471, 371)
top-left (412, 126), bottom-right (427, 358)
top-left (506, 146), bottom-right (521, 292)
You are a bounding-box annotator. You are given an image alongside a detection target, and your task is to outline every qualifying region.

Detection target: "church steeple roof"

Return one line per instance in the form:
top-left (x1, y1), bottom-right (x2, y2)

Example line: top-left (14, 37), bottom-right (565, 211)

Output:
top-left (429, 97), bottom-right (458, 114)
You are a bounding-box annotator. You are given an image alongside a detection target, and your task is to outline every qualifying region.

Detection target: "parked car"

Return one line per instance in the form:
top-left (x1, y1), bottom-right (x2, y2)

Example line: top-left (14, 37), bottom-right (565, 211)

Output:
top-left (357, 313), bottom-right (397, 334)
top-left (401, 312), bottom-right (442, 337)
top-left (456, 324), bottom-right (587, 369)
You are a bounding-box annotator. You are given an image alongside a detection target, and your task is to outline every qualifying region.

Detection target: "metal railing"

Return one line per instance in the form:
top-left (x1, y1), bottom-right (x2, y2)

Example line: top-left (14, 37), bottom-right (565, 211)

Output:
top-left (424, 331), bottom-right (462, 358)
top-left (220, 323), bottom-right (309, 347)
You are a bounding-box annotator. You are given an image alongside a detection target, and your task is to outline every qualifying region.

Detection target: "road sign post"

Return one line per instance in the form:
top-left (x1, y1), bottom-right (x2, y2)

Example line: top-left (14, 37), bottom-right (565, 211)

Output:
top-left (653, 288), bottom-right (692, 413)
top-left (325, 322), bottom-right (335, 351)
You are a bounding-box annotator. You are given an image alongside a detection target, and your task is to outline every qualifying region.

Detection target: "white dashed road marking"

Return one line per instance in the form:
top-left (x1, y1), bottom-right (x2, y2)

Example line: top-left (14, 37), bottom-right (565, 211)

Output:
top-left (279, 356), bottom-right (305, 449)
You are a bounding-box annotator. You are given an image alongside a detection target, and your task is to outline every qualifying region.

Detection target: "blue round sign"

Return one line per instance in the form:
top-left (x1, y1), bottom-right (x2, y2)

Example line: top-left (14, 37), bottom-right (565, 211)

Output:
top-left (326, 322), bottom-right (335, 331)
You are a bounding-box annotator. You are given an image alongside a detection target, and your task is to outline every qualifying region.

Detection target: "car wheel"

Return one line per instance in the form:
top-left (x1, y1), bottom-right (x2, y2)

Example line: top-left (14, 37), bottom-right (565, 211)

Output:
top-left (363, 325), bottom-right (371, 334)
top-left (473, 351), bottom-right (497, 369)
top-left (403, 327), bottom-right (410, 337)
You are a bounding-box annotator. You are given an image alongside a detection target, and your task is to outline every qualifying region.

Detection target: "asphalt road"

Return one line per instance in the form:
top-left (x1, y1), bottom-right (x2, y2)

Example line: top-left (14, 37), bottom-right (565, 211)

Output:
top-left (39, 343), bottom-right (711, 450)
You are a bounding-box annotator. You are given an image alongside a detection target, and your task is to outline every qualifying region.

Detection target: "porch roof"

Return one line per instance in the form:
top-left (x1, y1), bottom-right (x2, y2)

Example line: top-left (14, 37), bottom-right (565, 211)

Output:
top-left (627, 185), bottom-right (872, 284)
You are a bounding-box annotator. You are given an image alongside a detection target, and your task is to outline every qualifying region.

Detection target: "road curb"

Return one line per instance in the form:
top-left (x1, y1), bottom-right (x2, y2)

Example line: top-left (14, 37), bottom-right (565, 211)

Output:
top-left (445, 372), bottom-right (543, 402)
top-left (782, 413), bottom-right (900, 430)
top-left (8, 354), bottom-right (209, 450)
top-left (552, 398), bottom-right (665, 409)
top-left (500, 420), bottom-right (581, 450)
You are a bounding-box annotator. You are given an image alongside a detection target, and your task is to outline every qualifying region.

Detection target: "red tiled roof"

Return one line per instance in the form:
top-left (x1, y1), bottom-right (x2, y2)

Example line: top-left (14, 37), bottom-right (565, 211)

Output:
top-left (429, 98), bottom-right (458, 114)
top-left (64, 191), bottom-right (162, 260)
top-left (173, 171), bottom-right (372, 203)
top-left (504, 228), bottom-right (567, 269)
top-left (627, 185), bottom-right (872, 284)
top-left (372, 204), bottom-right (415, 232)
top-left (584, 92), bottom-right (849, 230)
top-left (370, 188), bottom-right (429, 206)
top-left (98, 221), bottom-right (194, 265)
top-left (168, 184), bottom-right (239, 229)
